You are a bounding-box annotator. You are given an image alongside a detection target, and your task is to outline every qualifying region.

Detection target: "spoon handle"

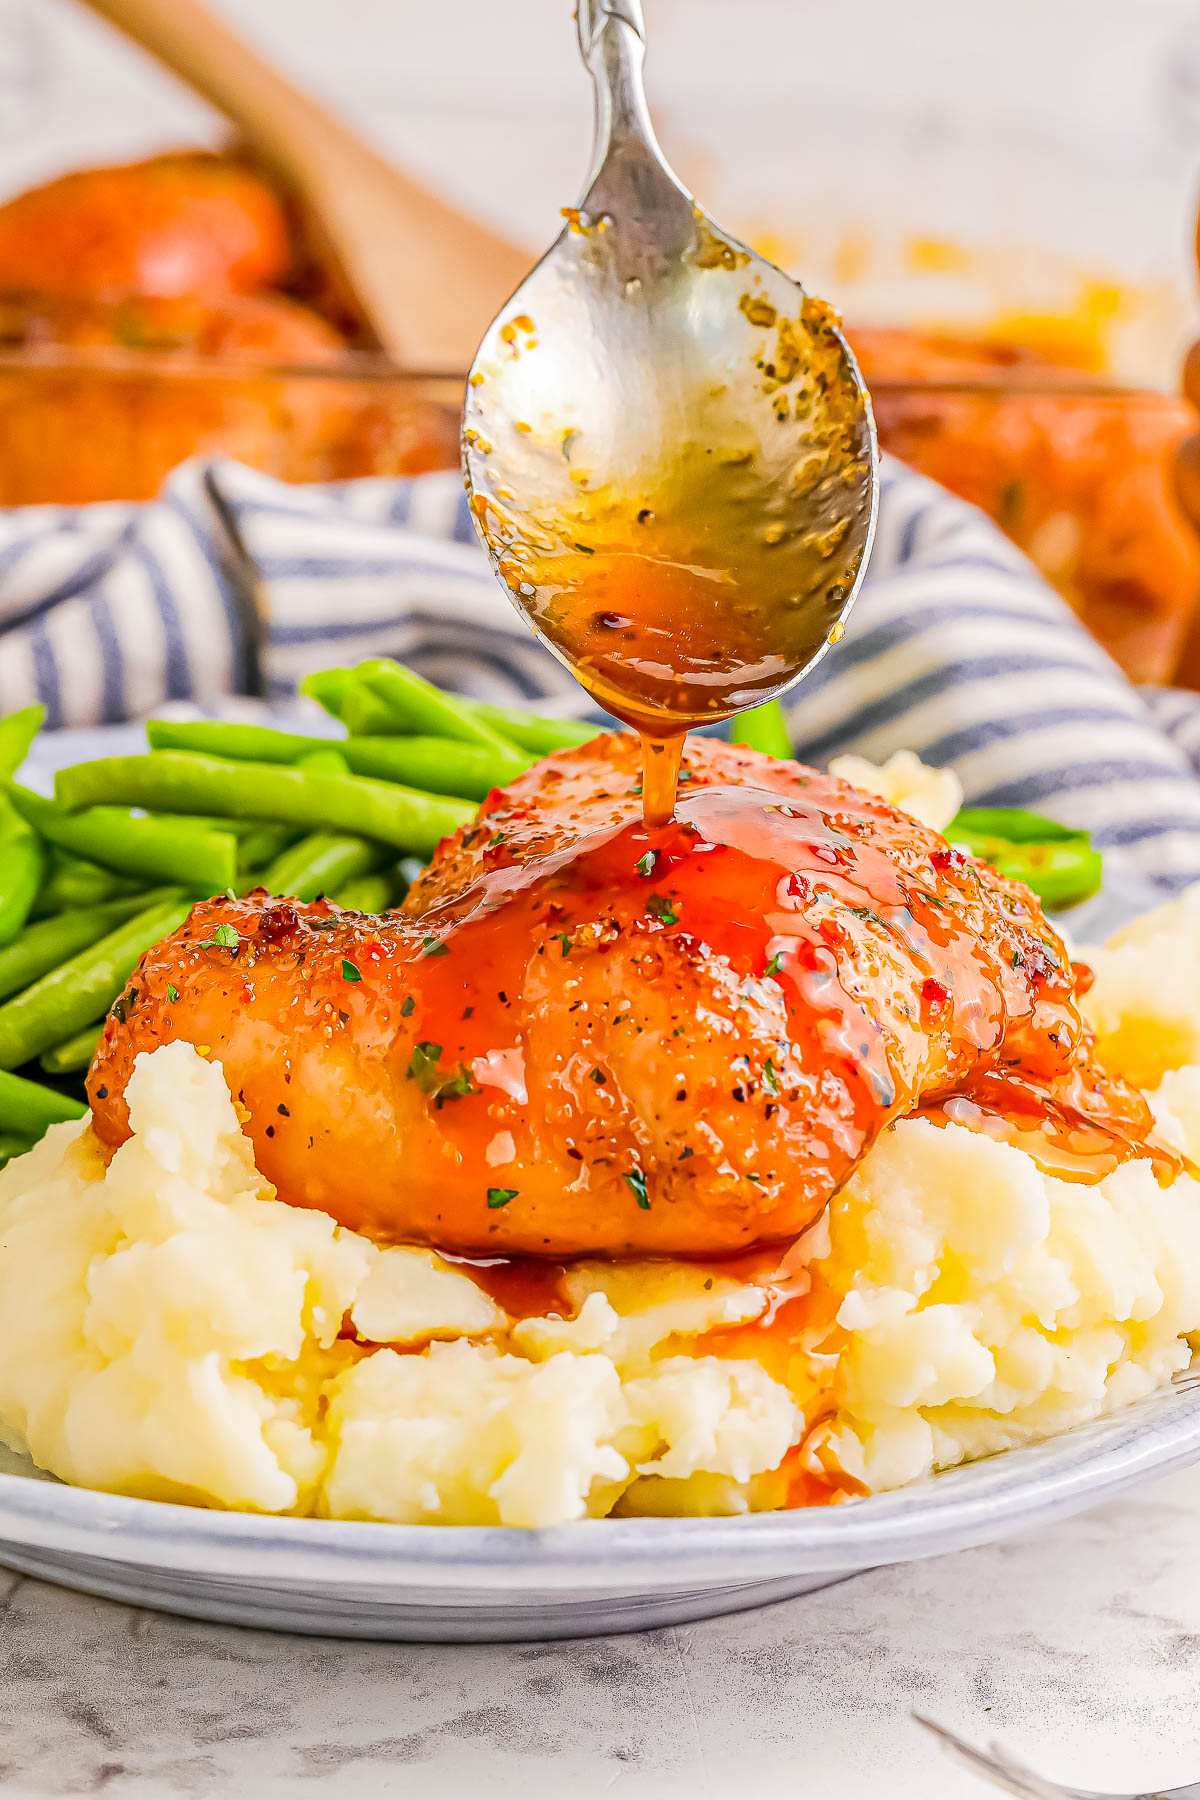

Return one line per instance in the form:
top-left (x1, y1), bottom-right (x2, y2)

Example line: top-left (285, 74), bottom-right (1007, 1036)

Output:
top-left (577, 0), bottom-right (645, 55)
top-left (575, 0), bottom-right (691, 233)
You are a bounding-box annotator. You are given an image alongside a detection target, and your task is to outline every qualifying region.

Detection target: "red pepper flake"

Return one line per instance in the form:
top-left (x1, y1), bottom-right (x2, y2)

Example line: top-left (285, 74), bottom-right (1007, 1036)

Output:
top-left (922, 978), bottom-right (949, 1006)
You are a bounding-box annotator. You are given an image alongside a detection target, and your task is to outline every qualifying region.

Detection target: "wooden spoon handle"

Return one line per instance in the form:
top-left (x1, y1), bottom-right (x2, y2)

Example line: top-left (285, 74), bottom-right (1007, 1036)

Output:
top-left (78, 0), bottom-right (529, 365)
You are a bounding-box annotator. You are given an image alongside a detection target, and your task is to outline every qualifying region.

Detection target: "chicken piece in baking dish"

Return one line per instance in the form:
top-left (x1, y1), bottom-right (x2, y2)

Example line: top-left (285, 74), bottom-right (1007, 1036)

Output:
top-left (88, 734), bottom-right (1164, 1257)
top-left (0, 152), bottom-right (291, 300)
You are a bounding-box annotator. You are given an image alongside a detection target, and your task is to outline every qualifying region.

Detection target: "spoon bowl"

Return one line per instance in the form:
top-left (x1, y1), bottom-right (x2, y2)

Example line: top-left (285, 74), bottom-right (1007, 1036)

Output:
top-left (463, 0), bottom-right (878, 743)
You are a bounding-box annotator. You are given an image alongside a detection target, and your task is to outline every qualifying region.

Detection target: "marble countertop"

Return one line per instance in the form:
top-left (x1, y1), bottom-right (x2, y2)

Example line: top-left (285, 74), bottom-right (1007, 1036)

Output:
top-left (3, 1466), bottom-right (1200, 1799)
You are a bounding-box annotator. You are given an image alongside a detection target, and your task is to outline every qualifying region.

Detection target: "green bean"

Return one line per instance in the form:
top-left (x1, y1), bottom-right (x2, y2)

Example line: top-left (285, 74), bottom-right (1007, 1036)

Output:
top-left (0, 704), bottom-right (44, 779)
top-left (0, 892), bottom-right (176, 1000)
top-left (300, 668), bottom-right (398, 736)
top-left (258, 833), bottom-right (383, 902)
top-left (948, 808), bottom-right (1103, 910)
top-left (148, 719), bottom-right (341, 764)
top-left (332, 872), bottom-right (393, 913)
top-left (460, 698), bottom-right (599, 754)
top-left (357, 660), bottom-right (520, 758)
top-left (0, 1065), bottom-right (86, 1135)
top-left (0, 1133), bottom-right (35, 1166)
top-left (31, 850), bottom-right (145, 916)
top-left (952, 831), bottom-right (1102, 911)
top-left (303, 664), bottom-right (597, 754)
top-left (147, 718), bottom-right (531, 799)
top-left (0, 893), bottom-right (190, 1070)
top-left (236, 822), bottom-right (298, 873)
top-left (10, 784), bottom-right (237, 895)
top-left (55, 753), bottom-right (473, 859)
top-left (346, 736), bottom-right (529, 796)
top-left (0, 817), bottom-right (43, 946)
top-left (40, 1020), bottom-right (102, 1075)
top-left (298, 747), bottom-right (350, 776)
top-left (299, 666), bottom-right (352, 716)
top-left (342, 687), bottom-right (407, 736)
top-left (952, 807), bottom-right (1082, 845)
top-left (730, 699), bottom-right (791, 760)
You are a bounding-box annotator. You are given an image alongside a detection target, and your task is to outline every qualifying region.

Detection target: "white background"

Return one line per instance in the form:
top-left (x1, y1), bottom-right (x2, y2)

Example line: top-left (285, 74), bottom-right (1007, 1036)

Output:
top-left (5, 0), bottom-right (1200, 380)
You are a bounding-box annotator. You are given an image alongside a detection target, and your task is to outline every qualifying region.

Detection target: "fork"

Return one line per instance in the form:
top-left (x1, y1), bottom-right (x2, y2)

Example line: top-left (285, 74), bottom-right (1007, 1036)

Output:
top-left (914, 1714), bottom-right (1200, 1799)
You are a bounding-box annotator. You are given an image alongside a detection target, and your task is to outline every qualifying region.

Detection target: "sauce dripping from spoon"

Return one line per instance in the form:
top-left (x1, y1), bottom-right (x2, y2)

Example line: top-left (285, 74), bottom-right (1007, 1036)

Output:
top-left (462, 8), bottom-right (876, 831)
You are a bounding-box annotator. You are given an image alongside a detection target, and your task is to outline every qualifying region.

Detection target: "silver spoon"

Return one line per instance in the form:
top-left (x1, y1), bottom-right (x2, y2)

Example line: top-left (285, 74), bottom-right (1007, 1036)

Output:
top-left (915, 1713), bottom-right (1200, 1800)
top-left (462, 0), bottom-right (877, 779)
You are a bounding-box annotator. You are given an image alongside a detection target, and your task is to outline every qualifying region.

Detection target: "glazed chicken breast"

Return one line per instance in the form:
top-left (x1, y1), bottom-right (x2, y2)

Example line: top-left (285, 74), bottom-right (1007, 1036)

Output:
top-left (88, 735), bottom-right (1160, 1257)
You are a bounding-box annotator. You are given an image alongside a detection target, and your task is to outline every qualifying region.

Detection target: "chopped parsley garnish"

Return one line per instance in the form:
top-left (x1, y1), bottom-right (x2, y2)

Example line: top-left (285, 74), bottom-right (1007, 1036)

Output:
top-left (406, 1041), bottom-right (443, 1085)
top-left (199, 923), bottom-right (239, 952)
top-left (645, 894), bottom-right (679, 926)
top-left (636, 851), bottom-right (657, 877)
top-left (574, 542), bottom-right (595, 556)
top-left (166, 983), bottom-right (178, 1004)
top-left (763, 1058), bottom-right (781, 1095)
top-left (623, 1169), bottom-right (650, 1210)
top-left (765, 950), bottom-right (785, 977)
top-left (487, 1187), bottom-right (518, 1209)
top-left (341, 959), bottom-right (362, 983)
top-left (421, 936), bottom-right (448, 957)
top-left (552, 932), bottom-right (572, 956)
top-left (431, 1067), bottom-right (479, 1106)
top-left (405, 1040), bottom-right (478, 1107)
top-left (400, 995), bottom-right (415, 1017)
top-left (589, 1067), bottom-right (606, 1084)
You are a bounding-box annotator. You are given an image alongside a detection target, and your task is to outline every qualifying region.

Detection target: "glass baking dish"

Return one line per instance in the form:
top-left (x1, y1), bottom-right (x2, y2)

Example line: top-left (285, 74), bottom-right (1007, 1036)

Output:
top-left (0, 344), bottom-right (463, 503)
top-left (0, 341), bottom-right (1191, 685)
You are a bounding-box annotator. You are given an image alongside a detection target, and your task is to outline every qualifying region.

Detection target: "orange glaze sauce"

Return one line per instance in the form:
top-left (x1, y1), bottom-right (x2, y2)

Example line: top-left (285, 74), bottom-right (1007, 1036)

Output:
top-left (399, 781), bottom-right (928, 1255)
top-left (920, 1073), bottom-right (1186, 1186)
top-left (383, 774), bottom-right (1173, 1507)
top-left (551, 552), bottom-right (805, 829)
top-left (444, 1232), bottom-right (863, 1509)
top-left (692, 1237), bottom-right (865, 1506)
top-left (443, 1254), bottom-right (567, 1320)
top-left (381, 759), bottom-right (1165, 1262)
top-left (639, 731), bottom-right (685, 829)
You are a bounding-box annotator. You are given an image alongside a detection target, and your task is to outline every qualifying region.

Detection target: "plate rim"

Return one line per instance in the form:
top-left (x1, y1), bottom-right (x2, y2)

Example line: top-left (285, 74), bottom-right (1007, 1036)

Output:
top-left (1, 1372), bottom-right (1198, 1592)
top-left (2, 729), bottom-right (1186, 1607)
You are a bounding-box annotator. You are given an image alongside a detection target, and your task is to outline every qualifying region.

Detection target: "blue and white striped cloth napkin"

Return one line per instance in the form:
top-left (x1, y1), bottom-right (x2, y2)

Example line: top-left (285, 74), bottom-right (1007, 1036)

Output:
top-left (3, 452), bottom-right (1200, 891)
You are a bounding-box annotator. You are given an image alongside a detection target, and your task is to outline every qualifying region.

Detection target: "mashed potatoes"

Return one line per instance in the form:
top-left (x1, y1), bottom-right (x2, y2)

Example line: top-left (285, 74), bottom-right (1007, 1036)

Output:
top-left (3, 860), bottom-right (1200, 1527)
top-left (0, 1044), bottom-right (800, 1526)
top-left (828, 748), bottom-right (963, 833)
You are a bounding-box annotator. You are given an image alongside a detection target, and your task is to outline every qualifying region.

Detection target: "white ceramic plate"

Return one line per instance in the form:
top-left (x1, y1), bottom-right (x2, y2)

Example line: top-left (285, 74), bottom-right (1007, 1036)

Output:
top-left (0, 728), bottom-right (1185, 1640)
top-left (2, 1369), bottom-right (1199, 1640)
